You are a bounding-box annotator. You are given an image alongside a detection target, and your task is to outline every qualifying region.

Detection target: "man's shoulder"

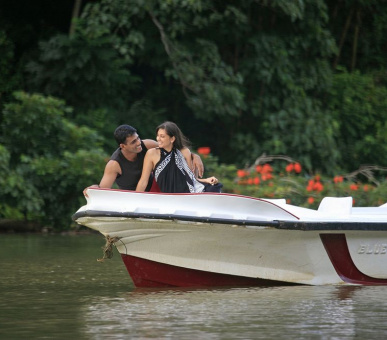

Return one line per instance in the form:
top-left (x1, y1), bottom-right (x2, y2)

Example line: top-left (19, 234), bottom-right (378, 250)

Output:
top-left (110, 147), bottom-right (121, 159)
top-left (105, 158), bottom-right (121, 173)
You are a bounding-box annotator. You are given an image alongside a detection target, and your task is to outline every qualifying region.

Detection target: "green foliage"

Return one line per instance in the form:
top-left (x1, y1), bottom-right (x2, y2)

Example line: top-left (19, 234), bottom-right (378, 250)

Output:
top-left (0, 145), bottom-right (22, 219)
top-left (0, 92), bottom-right (108, 228)
top-left (0, 141), bottom-right (44, 221)
top-left (0, 30), bottom-right (22, 106)
top-left (25, 33), bottom-right (137, 122)
top-left (0, 31), bottom-right (14, 93)
top-left (123, 100), bottom-right (166, 140)
top-left (327, 0), bottom-right (387, 71)
top-left (23, 27), bottom-right (168, 151)
top-left (2, 92), bottom-right (71, 161)
top-left (328, 68), bottom-right (387, 170)
top-left (165, 39), bottom-right (246, 120)
top-left (21, 0), bottom-right (387, 176)
top-left (77, 0), bottom-right (339, 173)
top-left (195, 149), bottom-right (238, 193)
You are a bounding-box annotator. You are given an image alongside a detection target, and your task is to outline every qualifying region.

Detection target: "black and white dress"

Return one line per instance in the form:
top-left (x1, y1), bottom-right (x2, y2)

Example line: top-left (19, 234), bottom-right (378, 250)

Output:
top-left (154, 148), bottom-right (221, 193)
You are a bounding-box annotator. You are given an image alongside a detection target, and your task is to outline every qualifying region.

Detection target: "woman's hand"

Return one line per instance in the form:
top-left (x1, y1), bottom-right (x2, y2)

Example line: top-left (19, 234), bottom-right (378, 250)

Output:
top-left (203, 176), bottom-right (218, 185)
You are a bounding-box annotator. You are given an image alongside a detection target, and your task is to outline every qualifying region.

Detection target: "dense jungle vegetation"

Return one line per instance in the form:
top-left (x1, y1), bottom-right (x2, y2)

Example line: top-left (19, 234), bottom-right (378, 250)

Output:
top-left (1, 0), bottom-right (387, 230)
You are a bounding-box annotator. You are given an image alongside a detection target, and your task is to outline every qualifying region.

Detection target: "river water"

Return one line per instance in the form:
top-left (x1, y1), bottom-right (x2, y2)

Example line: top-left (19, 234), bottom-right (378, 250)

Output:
top-left (1, 233), bottom-right (387, 339)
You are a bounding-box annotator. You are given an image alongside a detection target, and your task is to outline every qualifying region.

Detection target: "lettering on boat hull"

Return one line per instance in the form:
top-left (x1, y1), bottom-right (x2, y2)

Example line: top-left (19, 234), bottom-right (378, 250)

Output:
top-left (357, 244), bottom-right (387, 255)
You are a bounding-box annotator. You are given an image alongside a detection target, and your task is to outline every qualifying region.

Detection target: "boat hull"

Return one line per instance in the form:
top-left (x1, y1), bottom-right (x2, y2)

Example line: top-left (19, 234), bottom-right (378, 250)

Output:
top-left (73, 189), bottom-right (387, 287)
top-left (121, 254), bottom-right (296, 287)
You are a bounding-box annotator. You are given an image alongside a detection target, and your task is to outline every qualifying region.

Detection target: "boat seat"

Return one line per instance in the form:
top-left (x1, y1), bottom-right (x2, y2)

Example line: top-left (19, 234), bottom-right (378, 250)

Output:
top-left (317, 197), bottom-right (352, 216)
top-left (134, 207), bottom-right (160, 214)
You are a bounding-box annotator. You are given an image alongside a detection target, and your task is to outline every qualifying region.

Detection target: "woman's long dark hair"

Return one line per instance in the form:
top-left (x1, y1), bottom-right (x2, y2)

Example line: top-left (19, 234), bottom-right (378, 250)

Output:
top-left (156, 121), bottom-right (191, 150)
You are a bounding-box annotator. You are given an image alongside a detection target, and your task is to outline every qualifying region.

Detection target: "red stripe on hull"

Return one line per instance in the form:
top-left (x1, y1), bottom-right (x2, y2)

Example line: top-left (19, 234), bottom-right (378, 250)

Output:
top-left (121, 254), bottom-right (296, 288)
top-left (320, 234), bottom-right (387, 285)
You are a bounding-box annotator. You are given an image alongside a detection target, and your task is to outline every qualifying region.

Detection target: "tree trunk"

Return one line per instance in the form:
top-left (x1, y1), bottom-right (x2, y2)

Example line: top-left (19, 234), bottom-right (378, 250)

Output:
top-left (333, 7), bottom-right (354, 69)
top-left (69, 0), bottom-right (83, 37)
top-left (351, 9), bottom-right (361, 71)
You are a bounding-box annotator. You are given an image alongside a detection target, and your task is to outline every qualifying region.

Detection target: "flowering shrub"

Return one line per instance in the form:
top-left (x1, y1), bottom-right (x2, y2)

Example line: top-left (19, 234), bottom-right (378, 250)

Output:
top-left (197, 147), bottom-right (211, 157)
top-left (197, 149), bottom-right (387, 208)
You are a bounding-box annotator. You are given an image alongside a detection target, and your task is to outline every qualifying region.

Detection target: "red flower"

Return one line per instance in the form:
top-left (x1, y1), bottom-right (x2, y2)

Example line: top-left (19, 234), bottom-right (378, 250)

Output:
top-left (333, 176), bottom-right (344, 183)
top-left (237, 169), bottom-right (247, 178)
top-left (314, 175), bottom-right (321, 181)
top-left (307, 197), bottom-right (314, 204)
top-left (255, 165), bottom-right (262, 173)
top-left (285, 163), bottom-right (294, 173)
top-left (262, 164), bottom-right (273, 173)
top-left (313, 181), bottom-right (324, 192)
top-left (253, 176), bottom-right (260, 185)
top-left (261, 173), bottom-right (274, 181)
top-left (306, 178), bottom-right (323, 192)
top-left (350, 184), bottom-right (358, 191)
top-left (247, 178), bottom-right (254, 185)
top-left (197, 147), bottom-right (211, 156)
top-left (306, 179), bottom-right (315, 191)
top-left (363, 185), bottom-right (369, 192)
top-left (294, 163), bottom-right (302, 173)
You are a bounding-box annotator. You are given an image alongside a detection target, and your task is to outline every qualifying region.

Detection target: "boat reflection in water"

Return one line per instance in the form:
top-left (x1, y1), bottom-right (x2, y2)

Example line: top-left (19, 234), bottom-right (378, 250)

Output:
top-left (82, 286), bottom-right (387, 338)
top-left (73, 188), bottom-right (387, 287)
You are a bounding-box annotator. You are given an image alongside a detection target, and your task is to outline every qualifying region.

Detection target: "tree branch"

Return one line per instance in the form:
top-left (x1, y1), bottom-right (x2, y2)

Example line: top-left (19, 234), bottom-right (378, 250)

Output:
top-left (148, 11), bottom-right (198, 97)
top-left (343, 165), bottom-right (387, 186)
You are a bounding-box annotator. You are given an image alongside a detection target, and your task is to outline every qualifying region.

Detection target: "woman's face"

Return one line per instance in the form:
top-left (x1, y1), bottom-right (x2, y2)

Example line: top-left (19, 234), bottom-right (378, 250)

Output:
top-left (157, 128), bottom-right (175, 150)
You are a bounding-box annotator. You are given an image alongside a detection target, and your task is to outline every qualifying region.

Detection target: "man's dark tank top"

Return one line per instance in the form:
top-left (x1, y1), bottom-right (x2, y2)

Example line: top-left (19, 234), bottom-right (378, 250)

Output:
top-left (110, 140), bottom-right (153, 191)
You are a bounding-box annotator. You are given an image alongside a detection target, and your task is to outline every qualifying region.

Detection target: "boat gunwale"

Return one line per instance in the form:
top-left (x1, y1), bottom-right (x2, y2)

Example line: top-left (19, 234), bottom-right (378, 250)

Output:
top-left (72, 210), bottom-right (387, 231)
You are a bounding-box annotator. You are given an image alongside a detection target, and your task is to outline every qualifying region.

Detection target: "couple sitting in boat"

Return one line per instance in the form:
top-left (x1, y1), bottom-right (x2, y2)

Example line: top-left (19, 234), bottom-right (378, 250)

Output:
top-left (92, 122), bottom-right (222, 194)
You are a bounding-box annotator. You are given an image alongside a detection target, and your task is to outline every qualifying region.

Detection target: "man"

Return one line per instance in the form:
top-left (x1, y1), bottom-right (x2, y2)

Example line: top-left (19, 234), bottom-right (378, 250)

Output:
top-left (85, 124), bottom-right (204, 194)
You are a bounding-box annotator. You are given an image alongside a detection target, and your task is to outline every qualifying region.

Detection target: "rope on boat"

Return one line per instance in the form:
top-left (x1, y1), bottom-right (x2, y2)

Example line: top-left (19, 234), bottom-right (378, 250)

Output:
top-left (97, 235), bottom-right (121, 262)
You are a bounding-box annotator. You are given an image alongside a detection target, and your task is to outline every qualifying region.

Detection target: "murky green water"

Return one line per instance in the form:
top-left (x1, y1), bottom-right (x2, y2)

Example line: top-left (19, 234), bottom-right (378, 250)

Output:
top-left (1, 234), bottom-right (387, 339)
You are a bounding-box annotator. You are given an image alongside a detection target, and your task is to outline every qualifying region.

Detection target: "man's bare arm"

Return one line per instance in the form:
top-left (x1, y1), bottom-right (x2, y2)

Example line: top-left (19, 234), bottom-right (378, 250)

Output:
top-left (192, 153), bottom-right (204, 178)
top-left (143, 139), bottom-right (158, 149)
top-left (99, 160), bottom-right (120, 188)
top-left (83, 160), bottom-right (120, 197)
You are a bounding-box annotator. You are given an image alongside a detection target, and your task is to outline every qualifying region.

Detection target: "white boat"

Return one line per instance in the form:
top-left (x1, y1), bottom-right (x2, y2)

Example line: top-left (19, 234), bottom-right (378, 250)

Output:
top-left (73, 188), bottom-right (387, 287)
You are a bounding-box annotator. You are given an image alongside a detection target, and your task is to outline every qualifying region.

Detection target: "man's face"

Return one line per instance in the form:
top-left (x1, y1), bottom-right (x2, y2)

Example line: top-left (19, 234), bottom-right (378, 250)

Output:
top-left (121, 133), bottom-right (142, 153)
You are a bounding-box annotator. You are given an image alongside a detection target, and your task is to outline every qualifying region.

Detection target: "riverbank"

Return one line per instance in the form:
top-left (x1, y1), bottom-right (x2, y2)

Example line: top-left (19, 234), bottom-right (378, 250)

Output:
top-left (0, 218), bottom-right (93, 234)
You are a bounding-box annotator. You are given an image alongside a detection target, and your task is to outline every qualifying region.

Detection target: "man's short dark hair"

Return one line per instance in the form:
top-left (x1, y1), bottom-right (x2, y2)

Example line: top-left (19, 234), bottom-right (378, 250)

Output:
top-left (114, 125), bottom-right (137, 145)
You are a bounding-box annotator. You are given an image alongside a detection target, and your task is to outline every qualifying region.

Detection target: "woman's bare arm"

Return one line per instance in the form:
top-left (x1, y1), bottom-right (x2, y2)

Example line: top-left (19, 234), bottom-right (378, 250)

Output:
top-left (181, 148), bottom-right (193, 169)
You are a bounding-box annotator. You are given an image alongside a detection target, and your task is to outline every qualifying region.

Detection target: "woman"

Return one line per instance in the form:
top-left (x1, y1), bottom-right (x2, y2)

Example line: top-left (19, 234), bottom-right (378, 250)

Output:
top-left (136, 121), bottom-right (222, 193)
